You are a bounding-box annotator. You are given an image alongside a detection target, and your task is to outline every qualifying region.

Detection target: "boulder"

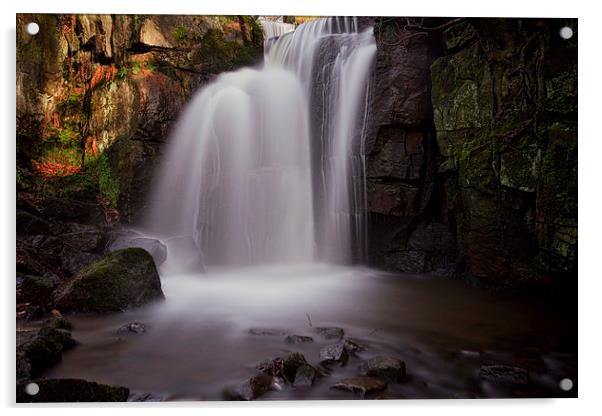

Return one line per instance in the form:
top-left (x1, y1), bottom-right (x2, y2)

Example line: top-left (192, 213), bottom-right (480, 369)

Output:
top-left (16, 326), bottom-right (76, 382)
top-left (110, 237), bottom-right (167, 266)
top-left (332, 376), bottom-right (387, 397)
top-left (224, 372), bottom-right (273, 401)
top-left (314, 326), bottom-right (344, 340)
top-left (249, 327), bottom-right (288, 336)
top-left (38, 196), bottom-right (104, 224)
top-left (45, 310), bottom-right (72, 330)
top-left (294, 364), bottom-right (316, 387)
top-left (16, 210), bottom-right (51, 235)
top-left (319, 342), bottom-right (349, 366)
top-left (257, 357), bottom-right (284, 377)
top-left (343, 338), bottom-right (367, 354)
top-left (479, 365), bottom-right (530, 386)
top-left (284, 334), bottom-right (314, 344)
top-left (282, 352), bottom-right (308, 382)
top-left (359, 356), bottom-right (406, 382)
top-left (54, 248), bottom-right (164, 313)
top-left (128, 391), bottom-right (165, 402)
top-left (117, 322), bottom-right (147, 335)
top-left (17, 378), bottom-right (129, 402)
top-left (17, 274), bottom-right (56, 307)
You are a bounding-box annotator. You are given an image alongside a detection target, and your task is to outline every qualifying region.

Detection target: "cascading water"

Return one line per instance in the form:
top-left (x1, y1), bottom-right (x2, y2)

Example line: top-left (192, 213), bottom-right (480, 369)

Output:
top-left (147, 17), bottom-right (376, 267)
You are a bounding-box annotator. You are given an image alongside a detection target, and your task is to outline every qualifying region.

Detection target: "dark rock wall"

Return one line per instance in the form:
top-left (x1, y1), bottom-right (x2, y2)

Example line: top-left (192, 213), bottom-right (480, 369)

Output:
top-left (366, 18), bottom-right (577, 288)
top-left (366, 18), bottom-right (457, 275)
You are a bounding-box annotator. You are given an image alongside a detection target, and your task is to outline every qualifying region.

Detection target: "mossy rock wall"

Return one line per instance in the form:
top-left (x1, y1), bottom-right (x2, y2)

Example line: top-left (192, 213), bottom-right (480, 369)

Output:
top-left (430, 18), bottom-right (577, 286)
top-left (17, 14), bottom-right (263, 222)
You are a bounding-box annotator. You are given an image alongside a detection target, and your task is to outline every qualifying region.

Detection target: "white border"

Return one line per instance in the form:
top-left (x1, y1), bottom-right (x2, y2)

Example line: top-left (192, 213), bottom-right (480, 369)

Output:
top-left (2, 0), bottom-right (599, 415)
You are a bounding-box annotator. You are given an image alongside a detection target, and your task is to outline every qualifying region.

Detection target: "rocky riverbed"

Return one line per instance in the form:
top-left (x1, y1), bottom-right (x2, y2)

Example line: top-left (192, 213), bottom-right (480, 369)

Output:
top-left (17, 264), bottom-right (577, 401)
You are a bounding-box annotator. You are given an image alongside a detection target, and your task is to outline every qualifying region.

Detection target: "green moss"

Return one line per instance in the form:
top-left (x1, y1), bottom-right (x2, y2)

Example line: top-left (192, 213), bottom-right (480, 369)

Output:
top-left (115, 66), bottom-right (129, 79)
top-left (92, 154), bottom-right (120, 207)
top-left (131, 62), bottom-right (141, 75)
top-left (173, 25), bottom-right (189, 41)
top-left (500, 136), bottom-right (540, 192)
top-left (54, 248), bottom-right (163, 313)
top-left (199, 27), bottom-right (261, 72)
top-left (545, 67), bottom-right (577, 113)
top-left (538, 122), bottom-right (577, 220)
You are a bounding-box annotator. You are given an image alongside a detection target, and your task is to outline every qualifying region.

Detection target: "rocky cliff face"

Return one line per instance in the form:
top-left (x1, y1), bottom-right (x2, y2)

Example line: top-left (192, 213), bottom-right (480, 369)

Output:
top-left (366, 18), bottom-right (577, 288)
top-left (17, 14), bottom-right (263, 222)
top-left (366, 18), bottom-right (457, 276)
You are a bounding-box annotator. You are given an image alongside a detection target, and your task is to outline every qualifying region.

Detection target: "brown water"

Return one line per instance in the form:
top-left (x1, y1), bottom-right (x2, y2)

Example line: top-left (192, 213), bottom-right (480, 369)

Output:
top-left (39, 264), bottom-right (577, 400)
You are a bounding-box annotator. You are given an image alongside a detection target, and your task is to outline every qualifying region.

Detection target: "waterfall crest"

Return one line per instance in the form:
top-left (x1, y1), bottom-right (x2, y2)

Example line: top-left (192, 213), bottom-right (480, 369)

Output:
top-left (147, 17), bottom-right (376, 267)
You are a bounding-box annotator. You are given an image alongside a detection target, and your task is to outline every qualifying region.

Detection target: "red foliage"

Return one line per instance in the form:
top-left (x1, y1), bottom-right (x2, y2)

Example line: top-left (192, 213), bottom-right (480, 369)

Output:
top-left (52, 113), bottom-right (60, 128)
top-left (34, 161), bottom-right (81, 178)
top-left (60, 14), bottom-right (76, 34)
top-left (85, 135), bottom-right (98, 157)
top-left (225, 21), bottom-right (241, 31)
top-left (90, 65), bottom-right (105, 90)
top-left (90, 64), bottom-right (116, 89)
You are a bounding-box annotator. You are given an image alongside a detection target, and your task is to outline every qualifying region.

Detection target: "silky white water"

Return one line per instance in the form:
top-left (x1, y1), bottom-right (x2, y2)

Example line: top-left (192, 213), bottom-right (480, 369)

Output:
top-left (147, 17), bottom-right (376, 266)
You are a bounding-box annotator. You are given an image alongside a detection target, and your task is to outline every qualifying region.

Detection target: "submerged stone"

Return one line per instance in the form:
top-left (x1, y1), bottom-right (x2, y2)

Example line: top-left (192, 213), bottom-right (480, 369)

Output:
top-left (331, 376), bottom-right (387, 397)
top-left (479, 365), bottom-right (530, 386)
top-left (283, 352), bottom-right (308, 382)
top-left (117, 322), bottom-right (147, 335)
top-left (256, 357), bottom-right (284, 377)
top-left (224, 372), bottom-right (273, 401)
top-left (16, 378), bottom-right (129, 402)
top-left (343, 338), bottom-right (368, 354)
top-left (359, 356), bottom-right (406, 382)
top-left (284, 334), bottom-right (314, 344)
top-left (16, 326), bottom-right (77, 382)
top-left (249, 327), bottom-right (288, 336)
top-left (315, 326), bottom-right (345, 340)
top-left (319, 342), bottom-right (349, 366)
top-left (294, 364), bottom-right (316, 387)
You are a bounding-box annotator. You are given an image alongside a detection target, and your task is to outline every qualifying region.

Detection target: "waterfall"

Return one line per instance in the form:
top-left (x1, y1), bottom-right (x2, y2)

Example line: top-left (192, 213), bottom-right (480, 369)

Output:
top-left (147, 17), bottom-right (376, 267)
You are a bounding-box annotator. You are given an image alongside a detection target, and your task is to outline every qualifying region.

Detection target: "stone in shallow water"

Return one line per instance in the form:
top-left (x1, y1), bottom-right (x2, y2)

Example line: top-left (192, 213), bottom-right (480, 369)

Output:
top-left (331, 376), bottom-right (387, 397)
top-left (257, 357), bottom-right (284, 377)
top-left (285, 334), bottom-right (314, 344)
top-left (128, 391), bottom-right (165, 402)
top-left (110, 237), bottom-right (167, 266)
top-left (343, 338), bottom-right (367, 354)
top-left (53, 248), bottom-right (164, 313)
top-left (359, 356), bottom-right (406, 382)
top-left (16, 326), bottom-right (77, 382)
top-left (319, 342), bottom-right (349, 366)
top-left (283, 352), bottom-right (308, 382)
top-left (117, 322), bottom-right (147, 334)
top-left (17, 378), bottom-right (129, 402)
top-left (224, 372), bottom-right (273, 401)
top-left (294, 364), bottom-right (316, 387)
top-left (315, 326), bottom-right (344, 340)
top-left (479, 365), bottom-right (530, 386)
top-left (249, 327), bottom-right (288, 336)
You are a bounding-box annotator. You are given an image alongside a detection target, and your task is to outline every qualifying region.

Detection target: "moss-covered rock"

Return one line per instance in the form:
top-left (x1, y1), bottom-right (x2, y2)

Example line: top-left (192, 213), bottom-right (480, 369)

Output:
top-left (16, 326), bottom-right (76, 382)
top-left (54, 248), bottom-right (164, 313)
top-left (17, 378), bottom-right (129, 402)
